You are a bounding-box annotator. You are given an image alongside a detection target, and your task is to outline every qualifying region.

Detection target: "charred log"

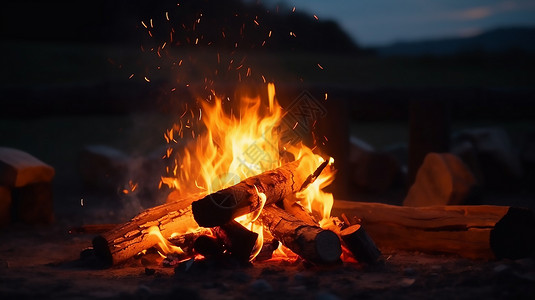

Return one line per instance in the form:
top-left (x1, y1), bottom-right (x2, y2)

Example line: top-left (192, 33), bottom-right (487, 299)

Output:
top-left (260, 205), bottom-right (341, 264)
top-left (192, 160), bottom-right (307, 227)
top-left (340, 224), bottom-right (381, 264)
top-left (213, 220), bottom-right (259, 262)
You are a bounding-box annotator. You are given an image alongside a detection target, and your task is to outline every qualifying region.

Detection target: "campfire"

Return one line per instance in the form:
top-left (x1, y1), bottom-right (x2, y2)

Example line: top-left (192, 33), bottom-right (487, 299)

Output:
top-left (90, 83), bottom-right (380, 267)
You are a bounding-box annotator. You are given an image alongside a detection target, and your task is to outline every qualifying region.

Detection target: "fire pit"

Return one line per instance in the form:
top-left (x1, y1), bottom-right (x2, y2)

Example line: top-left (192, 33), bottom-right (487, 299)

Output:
top-left (2, 1), bottom-right (535, 299)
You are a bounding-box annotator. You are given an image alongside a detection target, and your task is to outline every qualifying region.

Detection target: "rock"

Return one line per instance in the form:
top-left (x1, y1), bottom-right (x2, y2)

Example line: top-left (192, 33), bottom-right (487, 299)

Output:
top-left (403, 153), bottom-right (476, 207)
top-left (349, 136), bottom-right (402, 192)
top-left (0, 186), bottom-right (11, 227)
top-left (451, 140), bottom-right (485, 185)
top-left (454, 128), bottom-right (522, 188)
top-left (0, 147), bottom-right (55, 188)
top-left (78, 145), bottom-right (130, 192)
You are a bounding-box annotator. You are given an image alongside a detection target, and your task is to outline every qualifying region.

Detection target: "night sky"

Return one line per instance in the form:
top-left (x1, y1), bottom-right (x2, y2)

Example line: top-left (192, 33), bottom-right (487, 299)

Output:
top-left (270, 0), bottom-right (535, 46)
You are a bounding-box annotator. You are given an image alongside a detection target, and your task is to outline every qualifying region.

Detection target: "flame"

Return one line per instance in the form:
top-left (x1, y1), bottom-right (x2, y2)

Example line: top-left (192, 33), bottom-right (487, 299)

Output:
top-left (159, 83), bottom-right (337, 260)
top-left (148, 226), bottom-right (185, 257)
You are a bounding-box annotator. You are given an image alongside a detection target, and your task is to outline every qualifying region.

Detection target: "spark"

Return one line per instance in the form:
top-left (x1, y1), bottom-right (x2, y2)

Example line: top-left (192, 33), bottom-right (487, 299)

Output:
top-left (144, 76), bottom-right (150, 82)
top-left (324, 93), bottom-right (328, 100)
top-left (165, 11), bottom-right (169, 21)
top-left (150, 18), bottom-right (153, 28)
top-left (317, 63), bottom-right (324, 70)
top-left (290, 31), bottom-right (296, 37)
top-left (293, 122), bottom-right (299, 130)
top-left (162, 42), bottom-right (167, 49)
top-left (199, 108), bottom-right (202, 120)
top-left (268, 30), bottom-right (272, 37)
top-left (128, 74), bottom-right (134, 79)
top-left (253, 20), bottom-right (259, 26)
top-left (292, 7), bottom-right (296, 12)
top-left (141, 21), bottom-right (147, 28)
top-left (314, 15), bottom-right (319, 20)
top-left (80, 198), bottom-right (84, 207)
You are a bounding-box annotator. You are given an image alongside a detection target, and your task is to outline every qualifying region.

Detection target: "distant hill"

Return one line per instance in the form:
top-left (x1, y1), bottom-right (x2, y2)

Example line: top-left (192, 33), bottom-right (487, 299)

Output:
top-left (1, 0), bottom-right (359, 53)
top-left (377, 27), bottom-right (535, 56)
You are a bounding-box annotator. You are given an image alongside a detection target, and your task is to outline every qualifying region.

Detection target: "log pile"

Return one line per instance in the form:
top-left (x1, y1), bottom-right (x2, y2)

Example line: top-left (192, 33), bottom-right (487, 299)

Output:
top-left (89, 159), bottom-right (534, 268)
top-left (92, 161), bottom-right (351, 266)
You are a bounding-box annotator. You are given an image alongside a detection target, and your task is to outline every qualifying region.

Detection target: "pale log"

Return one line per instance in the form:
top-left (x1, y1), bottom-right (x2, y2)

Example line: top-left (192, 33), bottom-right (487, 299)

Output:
top-left (331, 201), bottom-right (535, 259)
top-left (283, 197), bottom-right (319, 226)
top-left (260, 205), bottom-right (341, 264)
top-left (192, 160), bottom-right (307, 227)
top-left (92, 195), bottom-right (201, 266)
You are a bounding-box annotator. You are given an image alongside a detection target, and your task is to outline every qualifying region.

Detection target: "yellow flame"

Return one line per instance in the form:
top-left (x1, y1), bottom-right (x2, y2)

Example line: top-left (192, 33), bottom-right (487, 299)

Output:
top-left (160, 83), bottom-right (337, 260)
top-left (148, 226), bottom-right (185, 257)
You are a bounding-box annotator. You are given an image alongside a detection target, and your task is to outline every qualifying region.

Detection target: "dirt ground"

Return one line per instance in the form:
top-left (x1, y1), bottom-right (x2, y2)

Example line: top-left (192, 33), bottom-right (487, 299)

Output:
top-left (0, 218), bottom-right (534, 300)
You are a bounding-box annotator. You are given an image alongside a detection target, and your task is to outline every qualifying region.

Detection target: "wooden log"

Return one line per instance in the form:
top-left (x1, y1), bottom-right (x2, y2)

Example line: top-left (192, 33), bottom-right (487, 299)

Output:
top-left (92, 194), bottom-right (201, 266)
top-left (0, 186), bottom-right (11, 228)
top-left (260, 205), bottom-right (341, 264)
top-left (213, 220), bottom-right (259, 262)
top-left (12, 182), bottom-right (54, 224)
top-left (192, 160), bottom-right (308, 227)
top-left (255, 238), bottom-right (280, 261)
top-left (340, 224), bottom-right (381, 264)
top-left (283, 198), bottom-right (319, 226)
top-left (0, 147), bottom-right (55, 187)
top-left (331, 200), bottom-right (535, 259)
top-left (193, 235), bottom-right (224, 258)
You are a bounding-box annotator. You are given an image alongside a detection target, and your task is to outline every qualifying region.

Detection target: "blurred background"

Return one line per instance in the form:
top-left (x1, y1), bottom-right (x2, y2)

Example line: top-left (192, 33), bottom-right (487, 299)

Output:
top-left (1, 0), bottom-right (535, 222)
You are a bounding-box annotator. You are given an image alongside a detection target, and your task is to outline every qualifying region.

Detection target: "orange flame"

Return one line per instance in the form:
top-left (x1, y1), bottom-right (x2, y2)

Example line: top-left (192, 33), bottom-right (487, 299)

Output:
top-left (159, 83), bottom-right (337, 260)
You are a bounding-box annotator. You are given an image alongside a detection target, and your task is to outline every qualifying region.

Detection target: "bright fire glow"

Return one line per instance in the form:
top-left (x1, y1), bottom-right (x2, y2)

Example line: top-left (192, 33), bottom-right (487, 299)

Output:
top-left (159, 83), bottom-right (336, 261)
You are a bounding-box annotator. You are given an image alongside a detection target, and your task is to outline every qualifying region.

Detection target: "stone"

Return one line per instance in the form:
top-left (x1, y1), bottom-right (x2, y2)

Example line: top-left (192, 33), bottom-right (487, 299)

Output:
top-left (349, 136), bottom-right (402, 192)
top-left (0, 186), bottom-right (11, 227)
top-left (403, 153), bottom-right (476, 207)
top-left (0, 147), bottom-right (55, 187)
top-left (78, 145), bottom-right (130, 192)
top-left (454, 127), bottom-right (522, 187)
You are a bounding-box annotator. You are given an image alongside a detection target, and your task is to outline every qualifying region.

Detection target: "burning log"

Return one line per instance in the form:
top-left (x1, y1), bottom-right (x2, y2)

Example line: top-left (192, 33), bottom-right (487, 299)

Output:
top-left (92, 194), bottom-right (202, 266)
top-left (193, 235), bottom-right (224, 258)
top-left (283, 198), bottom-right (319, 226)
top-left (192, 160), bottom-right (307, 227)
top-left (260, 205), bottom-right (342, 264)
top-left (213, 220), bottom-right (259, 262)
top-left (331, 201), bottom-right (535, 259)
top-left (340, 225), bottom-right (381, 264)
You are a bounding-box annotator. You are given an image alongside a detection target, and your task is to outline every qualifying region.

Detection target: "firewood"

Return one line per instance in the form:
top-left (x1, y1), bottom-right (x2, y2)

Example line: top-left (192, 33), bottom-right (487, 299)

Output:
top-left (213, 220), bottom-right (259, 262)
top-left (340, 224), bottom-right (381, 264)
top-left (193, 235), bottom-right (224, 258)
top-left (92, 194), bottom-right (201, 266)
top-left (13, 182), bottom-right (54, 224)
top-left (0, 186), bottom-right (11, 228)
top-left (255, 238), bottom-right (280, 261)
top-left (331, 200), bottom-right (535, 259)
top-left (283, 198), bottom-right (318, 226)
top-left (260, 205), bottom-right (341, 264)
top-left (192, 160), bottom-right (307, 227)
top-left (0, 147), bottom-right (55, 187)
